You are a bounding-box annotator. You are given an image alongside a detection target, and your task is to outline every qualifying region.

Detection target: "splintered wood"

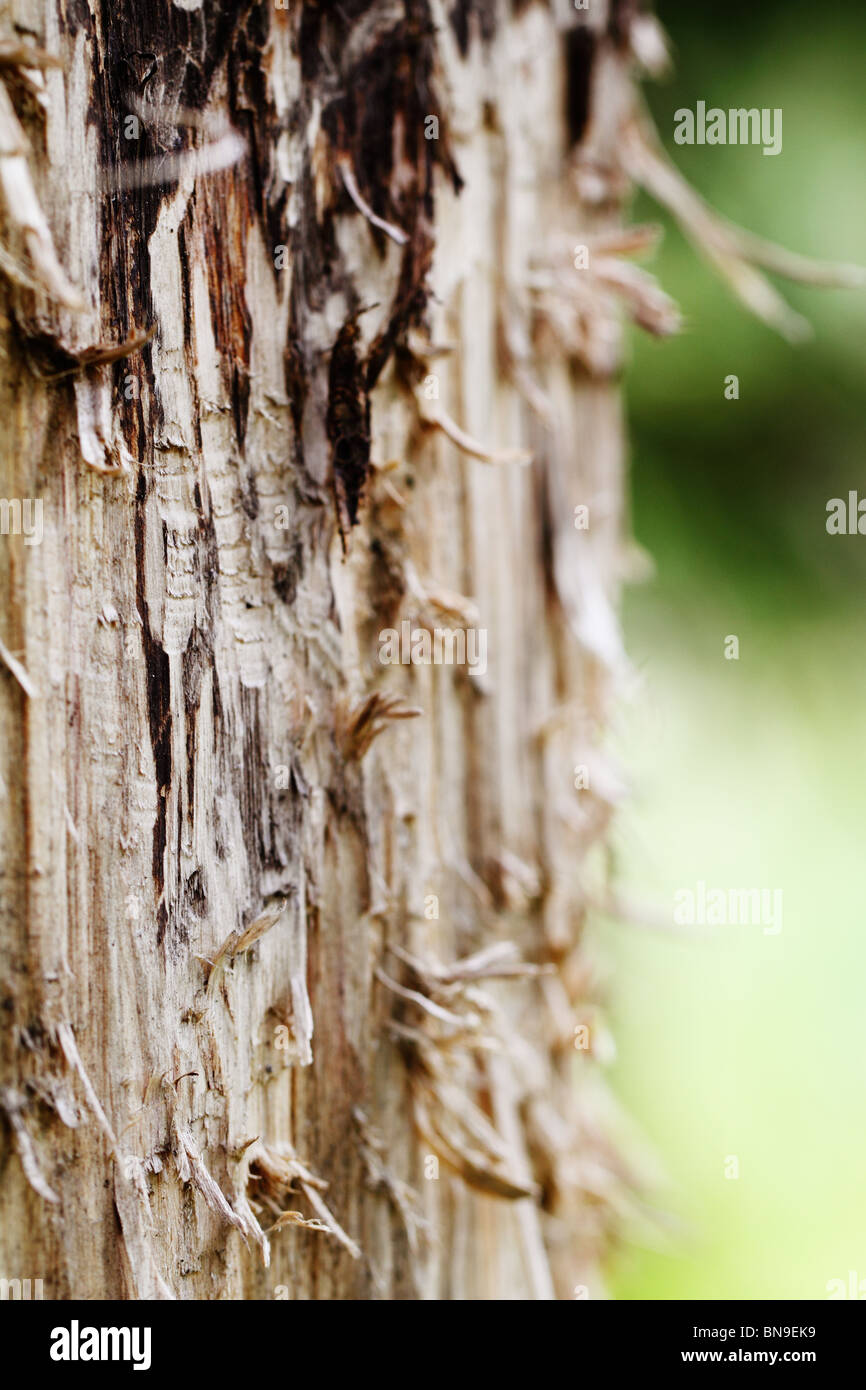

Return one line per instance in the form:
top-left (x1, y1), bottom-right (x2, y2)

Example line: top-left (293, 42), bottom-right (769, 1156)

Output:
top-left (0, 0), bottom-right (651, 1299)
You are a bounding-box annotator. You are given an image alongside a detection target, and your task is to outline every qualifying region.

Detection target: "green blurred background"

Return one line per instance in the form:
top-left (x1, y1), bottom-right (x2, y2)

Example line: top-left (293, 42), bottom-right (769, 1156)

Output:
top-left (603, 0), bottom-right (866, 1299)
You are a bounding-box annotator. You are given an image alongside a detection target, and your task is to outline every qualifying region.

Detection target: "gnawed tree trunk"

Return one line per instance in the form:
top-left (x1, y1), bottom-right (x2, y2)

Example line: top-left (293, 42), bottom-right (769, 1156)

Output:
top-left (0, 0), bottom-right (690, 1301)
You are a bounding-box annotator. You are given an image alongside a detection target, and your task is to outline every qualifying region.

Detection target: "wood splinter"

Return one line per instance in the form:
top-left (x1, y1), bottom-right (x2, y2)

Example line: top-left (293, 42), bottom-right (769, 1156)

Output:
top-left (31, 324), bottom-right (157, 383)
top-left (337, 154), bottom-right (409, 246)
top-left (205, 895), bottom-right (290, 995)
top-left (415, 393), bottom-right (534, 467)
top-left (337, 691), bottom-right (422, 761)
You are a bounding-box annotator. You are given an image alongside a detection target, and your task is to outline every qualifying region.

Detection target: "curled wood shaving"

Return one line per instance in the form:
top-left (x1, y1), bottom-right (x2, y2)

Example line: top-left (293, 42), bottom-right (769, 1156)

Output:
top-left (297, 1182), bottom-right (362, 1260)
top-left (0, 635), bottom-right (38, 698)
top-left (27, 1075), bottom-right (81, 1128)
top-left (553, 524), bottom-right (629, 674)
top-left (266, 1209), bottom-right (331, 1236)
top-left (591, 255), bottom-right (682, 336)
top-left (269, 973), bottom-right (315, 1068)
top-left (529, 226), bottom-right (681, 375)
top-left (417, 396), bottom-right (534, 466)
top-left (586, 223), bottom-right (665, 258)
top-left (0, 78), bottom-right (84, 308)
top-left (56, 1021), bottom-right (117, 1152)
top-left (174, 1123), bottom-right (269, 1264)
top-left (35, 324), bottom-right (156, 382)
top-left (627, 13), bottom-right (672, 78)
top-left (246, 1140), bottom-right (360, 1260)
top-left (206, 895), bottom-right (289, 994)
top-left (380, 477), bottom-right (407, 509)
top-left (391, 941), bottom-right (553, 989)
top-left (73, 370), bottom-right (133, 474)
top-left (289, 972), bottom-right (314, 1067)
top-left (221, 897), bottom-right (289, 959)
top-left (0, 1087), bottom-right (59, 1203)
top-left (338, 153), bottom-right (409, 246)
top-left (384, 945), bottom-right (548, 1203)
top-left (336, 690), bottom-right (422, 761)
top-left (376, 965), bottom-right (474, 1032)
top-left (403, 560), bottom-right (480, 626)
top-left (413, 1079), bottom-right (539, 1203)
top-left (621, 111), bottom-right (866, 342)
top-left (247, 1140), bottom-right (328, 1196)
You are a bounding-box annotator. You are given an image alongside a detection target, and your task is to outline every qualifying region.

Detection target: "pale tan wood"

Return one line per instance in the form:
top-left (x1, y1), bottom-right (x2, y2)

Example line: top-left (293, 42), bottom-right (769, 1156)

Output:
top-left (0, 0), bottom-right (640, 1300)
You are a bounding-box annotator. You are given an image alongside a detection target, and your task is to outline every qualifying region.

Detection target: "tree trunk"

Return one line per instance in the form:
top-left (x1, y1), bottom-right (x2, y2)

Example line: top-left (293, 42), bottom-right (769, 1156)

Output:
top-left (0, 0), bottom-right (640, 1300)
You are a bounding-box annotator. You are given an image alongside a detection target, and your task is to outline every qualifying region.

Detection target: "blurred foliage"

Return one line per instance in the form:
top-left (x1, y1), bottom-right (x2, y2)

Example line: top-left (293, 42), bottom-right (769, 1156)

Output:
top-left (603, 0), bottom-right (866, 1300)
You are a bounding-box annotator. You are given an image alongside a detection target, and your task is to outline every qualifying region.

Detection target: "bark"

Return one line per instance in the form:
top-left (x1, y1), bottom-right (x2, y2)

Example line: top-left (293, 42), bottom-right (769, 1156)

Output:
top-left (0, 0), bottom-right (645, 1300)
